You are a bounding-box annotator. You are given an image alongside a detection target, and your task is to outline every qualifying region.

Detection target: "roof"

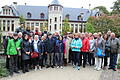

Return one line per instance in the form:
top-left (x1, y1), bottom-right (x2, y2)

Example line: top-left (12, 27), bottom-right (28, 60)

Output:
top-left (0, 4), bottom-right (99, 21)
top-left (49, 0), bottom-right (61, 6)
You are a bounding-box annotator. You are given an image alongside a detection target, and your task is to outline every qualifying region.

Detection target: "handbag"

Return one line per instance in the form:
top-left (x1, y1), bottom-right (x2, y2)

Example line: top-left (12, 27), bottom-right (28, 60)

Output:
top-left (96, 48), bottom-right (105, 57)
top-left (31, 51), bottom-right (39, 58)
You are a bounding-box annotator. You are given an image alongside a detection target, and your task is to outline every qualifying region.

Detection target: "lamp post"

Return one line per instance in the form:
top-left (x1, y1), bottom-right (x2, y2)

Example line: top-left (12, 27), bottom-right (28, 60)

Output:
top-left (80, 12), bottom-right (84, 32)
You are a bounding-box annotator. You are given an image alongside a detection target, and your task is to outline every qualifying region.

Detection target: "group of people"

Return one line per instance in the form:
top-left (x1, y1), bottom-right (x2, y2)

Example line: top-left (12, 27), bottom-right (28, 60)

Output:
top-left (3, 28), bottom-right (120, 77)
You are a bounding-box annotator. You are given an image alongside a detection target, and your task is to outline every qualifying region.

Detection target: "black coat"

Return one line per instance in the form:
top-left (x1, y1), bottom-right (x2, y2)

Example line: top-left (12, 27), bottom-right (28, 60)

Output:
top-left (45, 38), bottom-right (55, 53)
top-left (21, 40), bottom-right (31, 60)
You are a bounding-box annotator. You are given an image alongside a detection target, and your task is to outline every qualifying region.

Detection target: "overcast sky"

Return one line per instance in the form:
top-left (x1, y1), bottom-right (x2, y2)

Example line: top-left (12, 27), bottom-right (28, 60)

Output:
top-left (0, 0), bottom-right (116, 11)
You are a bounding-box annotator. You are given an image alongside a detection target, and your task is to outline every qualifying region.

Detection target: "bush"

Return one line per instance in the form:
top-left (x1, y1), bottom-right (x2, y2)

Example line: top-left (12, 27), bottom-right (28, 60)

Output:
top-left (0, 57), bottom-right (9, 78)
top-left (117, 58), bottom-right (120, 69)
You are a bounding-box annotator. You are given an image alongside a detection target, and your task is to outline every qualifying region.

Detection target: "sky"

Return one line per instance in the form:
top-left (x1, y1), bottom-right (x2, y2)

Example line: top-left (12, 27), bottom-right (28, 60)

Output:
top-left (0, 0), bottom-right (116, 11)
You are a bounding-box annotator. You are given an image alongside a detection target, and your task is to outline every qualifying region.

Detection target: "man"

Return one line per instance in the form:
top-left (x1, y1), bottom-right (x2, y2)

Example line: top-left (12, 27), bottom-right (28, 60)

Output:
top-left (6, 33), bottom-right (21, 76)
top-left (3, 32), bottom-right (13, 69)
top-left (46, 34), bottom-right (55, 68)
top-left (109, 33), bottom-right (120, 71)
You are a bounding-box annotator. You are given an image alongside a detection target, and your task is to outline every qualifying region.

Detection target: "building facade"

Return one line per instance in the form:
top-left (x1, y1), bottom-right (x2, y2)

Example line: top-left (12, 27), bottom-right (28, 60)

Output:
top-left (0, 0), bottom-right (101, 35)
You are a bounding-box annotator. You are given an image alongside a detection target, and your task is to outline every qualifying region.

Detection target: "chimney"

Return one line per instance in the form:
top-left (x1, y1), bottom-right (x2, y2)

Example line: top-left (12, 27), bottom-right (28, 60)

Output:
top-left (13, 2), bottom-right (17, 6)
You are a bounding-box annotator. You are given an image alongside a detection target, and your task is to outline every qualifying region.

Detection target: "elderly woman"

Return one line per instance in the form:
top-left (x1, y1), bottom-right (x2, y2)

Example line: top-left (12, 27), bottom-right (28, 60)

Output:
top-left (94, 33), bottom-right (105, 71)
top-left (70, 33), bottom-right (82, 70)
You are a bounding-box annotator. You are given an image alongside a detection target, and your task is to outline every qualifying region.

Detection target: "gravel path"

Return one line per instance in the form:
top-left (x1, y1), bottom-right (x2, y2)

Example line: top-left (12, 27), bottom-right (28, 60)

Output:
top-left (1, 66), bottom-right (102, 80)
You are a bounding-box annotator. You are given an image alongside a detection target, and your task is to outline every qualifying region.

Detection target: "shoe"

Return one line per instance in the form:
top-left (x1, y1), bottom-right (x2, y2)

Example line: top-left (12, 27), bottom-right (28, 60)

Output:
top-left (34, 67), bottom-right (37, 71)
top-left (57, 66), bottom-right (59, 69)
top-left (103, 66), bottom-right (107, 70)
top-left (97, 68), bottom-right (101, 71)
top-left (108, 67), bottom-right (113, 70)
top-left (73, 65), bottom-right (76, 68)
top-left (14, 71), bottom-right (20, 74)
top-left (60, 66), bottom-right (63, 69)
top-left (46, 66), bottom-right (50, 68)
top-left (83, 65), bottom-right (86, 68)
top-left (25, 70), bottom-right (29, 72)
top-left (77, 66), bottom-right (80, 70)
top-left (9, 73), bottom-right (13, 77)
top-left (112, 68), bottom-right (117, 71)
top-left (94, 67), bottom-right (97, 70)
top-left (51, 65), bottom-right (54, 68)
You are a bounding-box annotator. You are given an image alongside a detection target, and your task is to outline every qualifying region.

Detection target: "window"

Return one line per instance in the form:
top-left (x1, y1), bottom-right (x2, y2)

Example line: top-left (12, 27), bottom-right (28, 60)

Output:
top-left (27, 22), bottom-right (30, 27)
top-left (40, 13), bottom-right (45, 18)
top-left (60, 16), bottom-right (61, 22)
top-left (71, 24), bottom-right (74, 27)
top-left (27, 12), bottom-right (32, 18)
top-left (50, 25), bottom-right (51, 31)
top-left (65, 14), bottom-right (69, 20)
top-left (54, 6), bottom-right (58, 11)
top-left (77, 15), bottom-right (81, 20)
top-left (50, 6), bottom-right (53, 11)
top-left (60, 7), bottom-right (62, 11)
top-left (50, 19), bottom-right (52, 24)
top-left (55, 17), bottom-right (57, 22)
top-left (9, 9), bottom-right (10, 15)
top-left (36, 23), bottom-right (39, 26)
top-left (31, 23), bottom-right (34, 30)
top-left (60, 24), bottom-right (61, 30)
top-left (3, 20), bottom-right (6, 31)
top-left (7, 20), bottom-right (10, 31)
top-left (11, 20), bottom-right (14, 31)
top-left (54, 24), bottom-right (57, 30)
top-left (40, 23), bottom-right (43, 31)
top-left (3, 9), bottom-right (5, 14)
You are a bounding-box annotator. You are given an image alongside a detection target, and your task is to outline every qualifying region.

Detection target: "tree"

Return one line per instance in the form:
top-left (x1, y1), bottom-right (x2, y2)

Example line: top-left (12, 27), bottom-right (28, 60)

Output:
top-left (85, 22), bottom-right (95, 33)
top-left (19, 15), bottom-right (26, 29)
top-left (62, 19), bottom-right (71, 35)
top-left (111, 0), bottom-right (120, 14)
top-left (88, 15), bottom-right (120, 37)
top-left (94, 6), bottom-right (109, 14)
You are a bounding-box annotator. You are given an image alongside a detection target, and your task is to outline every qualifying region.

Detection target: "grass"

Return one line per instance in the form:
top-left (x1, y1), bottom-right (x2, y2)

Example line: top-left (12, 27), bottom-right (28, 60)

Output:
top-left (0, 56), bottom-right (9, 78)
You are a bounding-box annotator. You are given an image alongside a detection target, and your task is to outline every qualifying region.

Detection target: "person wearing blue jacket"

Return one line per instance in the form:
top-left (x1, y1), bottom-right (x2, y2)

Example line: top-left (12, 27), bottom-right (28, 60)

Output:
top-left (70, 33), bottom-right (82, 70)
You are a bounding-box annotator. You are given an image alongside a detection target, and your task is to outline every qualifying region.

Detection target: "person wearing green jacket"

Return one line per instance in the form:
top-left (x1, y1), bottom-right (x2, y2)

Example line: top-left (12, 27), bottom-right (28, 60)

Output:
top-left (6, 32), bottom-right (21, 76)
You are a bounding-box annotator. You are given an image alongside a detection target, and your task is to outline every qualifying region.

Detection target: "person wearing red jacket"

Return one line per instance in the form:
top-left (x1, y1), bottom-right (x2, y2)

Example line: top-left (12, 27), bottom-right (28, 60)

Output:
top-left (80, 33), bottom-right (90, 68)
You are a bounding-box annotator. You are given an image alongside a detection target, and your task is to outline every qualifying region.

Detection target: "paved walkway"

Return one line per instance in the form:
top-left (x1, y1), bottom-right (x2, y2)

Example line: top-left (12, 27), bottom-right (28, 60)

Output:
top-left (1, 66), bottom-right (102, 80)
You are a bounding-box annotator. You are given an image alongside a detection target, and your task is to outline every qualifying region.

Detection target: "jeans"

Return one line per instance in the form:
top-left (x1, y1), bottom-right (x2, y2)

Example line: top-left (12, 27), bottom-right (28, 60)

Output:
top-left (47, 53), bottom-right (54, 66)
top-left (88, 52), bottom-right (95, 66)
top-left (95, 57), bottom-right (102, 69)
top-left (55, 53), bottom-right (63, 66)
top-left (109, 53), bottom-right (118, 69)
top-left (73, 51), bottom-right (80, 66)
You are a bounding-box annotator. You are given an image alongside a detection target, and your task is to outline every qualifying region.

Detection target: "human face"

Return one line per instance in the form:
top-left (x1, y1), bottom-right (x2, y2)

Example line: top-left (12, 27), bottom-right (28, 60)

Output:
top-left (34, 36), bottom-right (38, 41)
top-left (25, 35), bottom-right (29, 40)
top-left (13, 36), bottom-right (18, 40)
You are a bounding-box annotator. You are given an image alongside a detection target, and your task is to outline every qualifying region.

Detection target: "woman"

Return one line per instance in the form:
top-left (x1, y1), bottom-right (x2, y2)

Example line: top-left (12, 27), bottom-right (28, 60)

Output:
top-left (80, 33), bottom-right (90, 68)
top-left (55, 35), bottom-right (64, 69)
top-left (70, 33), bottom-right (82, 70)
top-left (94, 33), bottom-right (105, 71)
top-left (31, 35), bottom-right (40, 71)
top-left (21, 34), bottom-right (31, 73)
top-left (88, 35), bottom-right (95, 66)
top-left (103, 34), bottom-right (110, 70)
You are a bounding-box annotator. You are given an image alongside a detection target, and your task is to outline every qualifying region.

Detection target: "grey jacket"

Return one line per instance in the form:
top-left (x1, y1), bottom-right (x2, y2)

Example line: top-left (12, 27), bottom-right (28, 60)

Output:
top-left (110, 38), bottom-right (120, 54)
top-left (95, 37), bottom-right (105, 54)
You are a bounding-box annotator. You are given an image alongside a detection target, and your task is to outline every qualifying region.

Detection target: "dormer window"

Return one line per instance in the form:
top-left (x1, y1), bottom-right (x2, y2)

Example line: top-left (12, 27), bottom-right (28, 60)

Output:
top-left (27, 12), bottom-right (32, 18)
top-left (40, 13), bottom-right (45, 18)
top-left (65, 14), bottom-right (70, 20)
top-left (3, 9), bottom-right (5, 14)
top-left (77, 15), bottom-right (82, 20)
